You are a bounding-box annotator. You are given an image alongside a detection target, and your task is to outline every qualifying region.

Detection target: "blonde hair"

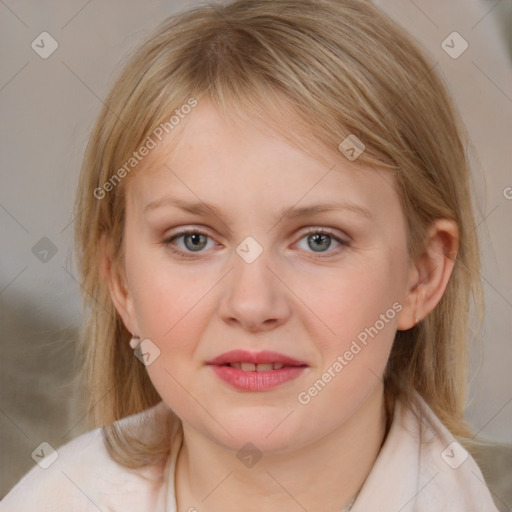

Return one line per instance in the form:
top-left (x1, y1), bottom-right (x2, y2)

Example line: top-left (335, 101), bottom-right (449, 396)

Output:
top-left (73, 0), bottom-right (487, 467)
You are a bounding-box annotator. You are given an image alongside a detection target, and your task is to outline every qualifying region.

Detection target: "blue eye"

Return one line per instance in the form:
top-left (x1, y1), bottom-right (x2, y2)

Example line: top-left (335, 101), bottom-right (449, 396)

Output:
top-left (296, 229), bottom-right (350, 257)
top-left (162, 228), bottom-right (350, 259)
top-left (163, 230), bottom-right (214, 256)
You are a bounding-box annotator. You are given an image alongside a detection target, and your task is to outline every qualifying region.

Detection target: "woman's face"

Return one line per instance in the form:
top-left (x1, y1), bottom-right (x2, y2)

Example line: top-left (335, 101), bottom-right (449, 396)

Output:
top-left (115, 98), bottom-right (414, 452)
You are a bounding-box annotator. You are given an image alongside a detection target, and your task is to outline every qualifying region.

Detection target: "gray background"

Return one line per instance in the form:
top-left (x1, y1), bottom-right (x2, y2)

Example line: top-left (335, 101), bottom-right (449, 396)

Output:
top-left (1, 0), bottom-right (511, 507)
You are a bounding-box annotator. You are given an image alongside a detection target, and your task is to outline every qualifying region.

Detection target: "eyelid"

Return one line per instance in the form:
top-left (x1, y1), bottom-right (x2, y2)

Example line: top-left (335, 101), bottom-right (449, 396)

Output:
top-left (295, 226), bottom-right (350, 243)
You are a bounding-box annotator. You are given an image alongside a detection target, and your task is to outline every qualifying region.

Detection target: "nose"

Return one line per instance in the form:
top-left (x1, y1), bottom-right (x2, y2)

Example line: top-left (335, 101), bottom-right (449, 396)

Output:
top-left (217, 247), bottom-right (291, 333)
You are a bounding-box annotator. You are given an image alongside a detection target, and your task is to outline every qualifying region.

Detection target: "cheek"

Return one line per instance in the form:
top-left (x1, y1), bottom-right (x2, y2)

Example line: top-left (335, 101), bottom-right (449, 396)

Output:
top-left (295, 256), bottom-right (407, 410)
top-left (307, 253), bottom-right (405, 351)
top-left (125, 250), bottom-right (215, 410)
top-left (294, 259), bottom-right (403, 415)
top-left (125, 238), bottom-right (207, 337)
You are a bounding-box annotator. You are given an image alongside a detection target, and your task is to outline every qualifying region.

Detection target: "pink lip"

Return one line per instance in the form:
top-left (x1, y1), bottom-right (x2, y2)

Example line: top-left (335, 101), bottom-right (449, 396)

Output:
top-left (206, 350), bottom-right (308, 391)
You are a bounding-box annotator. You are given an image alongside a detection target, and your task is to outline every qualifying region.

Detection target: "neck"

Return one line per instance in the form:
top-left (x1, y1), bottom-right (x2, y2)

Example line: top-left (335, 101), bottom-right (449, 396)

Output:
top-left (175, 383), bottom-right (388, 512)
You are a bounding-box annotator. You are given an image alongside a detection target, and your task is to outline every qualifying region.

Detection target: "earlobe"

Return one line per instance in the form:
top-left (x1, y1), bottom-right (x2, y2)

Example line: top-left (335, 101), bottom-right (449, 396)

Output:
top-left (396, 219), bottom-right (459, 331)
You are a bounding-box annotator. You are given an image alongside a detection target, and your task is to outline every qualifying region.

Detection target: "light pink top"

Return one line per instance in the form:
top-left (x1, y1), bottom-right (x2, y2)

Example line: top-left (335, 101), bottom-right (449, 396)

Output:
top-left (0, 392), bottom-right (499, 511)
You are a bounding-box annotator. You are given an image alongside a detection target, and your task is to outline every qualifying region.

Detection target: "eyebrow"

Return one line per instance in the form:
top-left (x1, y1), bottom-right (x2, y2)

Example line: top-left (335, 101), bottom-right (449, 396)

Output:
top-left (143, 197), bottom-right (373, 224)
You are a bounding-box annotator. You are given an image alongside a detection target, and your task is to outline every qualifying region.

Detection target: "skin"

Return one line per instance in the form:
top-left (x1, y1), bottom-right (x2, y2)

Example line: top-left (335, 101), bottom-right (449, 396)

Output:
top-left (106, 97), bottom-right (459, 512)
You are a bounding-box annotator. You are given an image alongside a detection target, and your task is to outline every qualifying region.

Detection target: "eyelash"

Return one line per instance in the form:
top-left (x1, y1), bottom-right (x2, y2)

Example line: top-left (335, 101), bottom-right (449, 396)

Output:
top-left (162, 227), bottom-right (351, 259)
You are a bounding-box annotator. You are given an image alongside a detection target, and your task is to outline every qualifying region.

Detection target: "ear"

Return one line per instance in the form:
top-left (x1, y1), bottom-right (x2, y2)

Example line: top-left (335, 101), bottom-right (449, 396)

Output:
top-left (100, 234), bottom-right (140, 336)
top-left (396, 219), bottom-right (459, 330)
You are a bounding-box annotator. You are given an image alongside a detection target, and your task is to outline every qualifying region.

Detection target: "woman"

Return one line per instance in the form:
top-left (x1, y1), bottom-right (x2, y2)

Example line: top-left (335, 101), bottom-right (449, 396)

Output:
top-left (1, 0), bottom-right (500, 510)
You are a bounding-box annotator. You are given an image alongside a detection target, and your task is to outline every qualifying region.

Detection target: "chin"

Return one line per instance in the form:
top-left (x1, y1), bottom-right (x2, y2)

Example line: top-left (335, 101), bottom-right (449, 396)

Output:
top-left (203, 409), bottom-right (305, 453)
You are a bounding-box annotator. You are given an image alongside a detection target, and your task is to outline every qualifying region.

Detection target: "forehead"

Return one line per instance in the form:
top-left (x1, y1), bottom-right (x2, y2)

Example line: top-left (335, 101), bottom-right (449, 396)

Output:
top-left (126, 98), bottom-right (399, 218)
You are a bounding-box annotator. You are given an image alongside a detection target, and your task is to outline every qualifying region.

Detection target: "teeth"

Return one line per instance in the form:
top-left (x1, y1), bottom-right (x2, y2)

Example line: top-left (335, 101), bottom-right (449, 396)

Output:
top-left (255, 363), bottom-right (273, 372)
top-left (228, 362), bottom-right (286, 371)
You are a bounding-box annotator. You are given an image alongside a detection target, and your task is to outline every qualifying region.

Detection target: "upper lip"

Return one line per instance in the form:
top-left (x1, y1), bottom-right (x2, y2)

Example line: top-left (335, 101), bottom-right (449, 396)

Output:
top-left (206, 350), bottom-right (308, 367)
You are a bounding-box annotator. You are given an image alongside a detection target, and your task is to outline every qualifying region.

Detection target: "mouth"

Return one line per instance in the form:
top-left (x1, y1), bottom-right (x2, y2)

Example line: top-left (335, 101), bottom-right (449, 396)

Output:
top-left (206, 350), bottom-right (308, 391)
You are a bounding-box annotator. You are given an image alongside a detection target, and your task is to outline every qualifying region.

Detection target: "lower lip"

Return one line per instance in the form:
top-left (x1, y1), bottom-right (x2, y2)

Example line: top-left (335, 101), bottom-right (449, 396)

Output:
top-left (209, 364), bottom-right (307, 391)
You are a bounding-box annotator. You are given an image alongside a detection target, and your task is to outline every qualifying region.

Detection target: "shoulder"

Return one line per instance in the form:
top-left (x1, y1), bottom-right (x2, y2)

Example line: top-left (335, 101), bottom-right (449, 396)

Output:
top-left (0, 402), bottom-right (174, 512)
top-left (353, 391), bottom-right (500, 511)
top-left (396, 392), bottom-right (500, 511)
